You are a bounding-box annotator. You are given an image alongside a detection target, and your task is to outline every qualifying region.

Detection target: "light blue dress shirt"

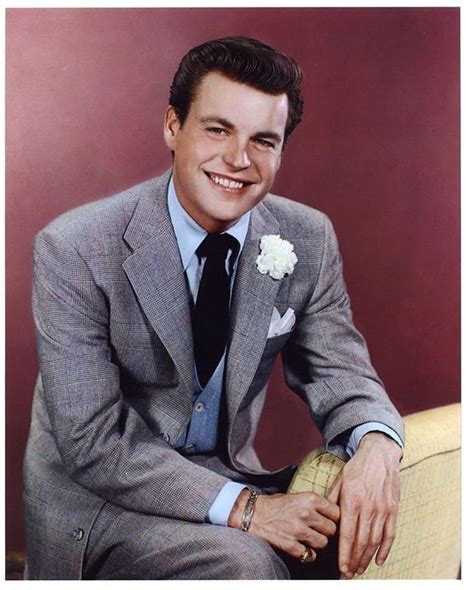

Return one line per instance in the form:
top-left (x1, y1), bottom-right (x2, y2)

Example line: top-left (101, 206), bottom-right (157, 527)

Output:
top-left (167, 176), bottom-right (403, 526)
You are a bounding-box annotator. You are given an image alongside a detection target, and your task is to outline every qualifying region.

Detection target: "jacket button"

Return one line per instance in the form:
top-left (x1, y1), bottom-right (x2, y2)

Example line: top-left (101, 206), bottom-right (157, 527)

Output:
top-left (159, 433), bottom-right (170, 443)
top-left (72, 528), bottom-right (84, 541)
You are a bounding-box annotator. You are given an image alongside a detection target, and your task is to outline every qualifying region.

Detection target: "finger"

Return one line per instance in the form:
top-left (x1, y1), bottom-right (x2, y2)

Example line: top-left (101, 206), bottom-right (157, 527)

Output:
top-left (375, 509), bottom-right (398, 566)
top-left (300, 527), bottom-right (330, 552)
top-left (292, 542), bottom-right (317, 563)
top-left (327, 473), bottom-right (342, 504)
top-left (355, 514), bottom-right (385, 575)
top-left (313, 495), bottom-right (340, 523)
top-left (347, 508), bottom-right (372, 575)
top-left (307, 513), bottom-right (338, 537)
top-left (338, 505), bottom-right (359, 577)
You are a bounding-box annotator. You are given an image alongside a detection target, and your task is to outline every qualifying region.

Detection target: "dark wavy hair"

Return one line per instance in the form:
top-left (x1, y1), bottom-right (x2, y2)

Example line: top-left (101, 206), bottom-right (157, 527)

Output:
top-left (169, 36), bottom-right (304, 143)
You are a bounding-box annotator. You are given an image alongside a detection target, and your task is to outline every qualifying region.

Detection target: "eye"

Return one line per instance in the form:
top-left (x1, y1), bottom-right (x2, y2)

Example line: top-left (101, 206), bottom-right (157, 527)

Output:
top-left (254, 137), bottom-right (275, 149)
top-left (207, 127), bottom-right (227, 135)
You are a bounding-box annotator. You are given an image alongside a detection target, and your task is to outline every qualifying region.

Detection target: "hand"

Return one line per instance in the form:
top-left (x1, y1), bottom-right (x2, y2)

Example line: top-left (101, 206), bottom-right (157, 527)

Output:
top-left (229, 490), bottom-right (340, 563)
top-left (327, 432), bottom-right (402, 578)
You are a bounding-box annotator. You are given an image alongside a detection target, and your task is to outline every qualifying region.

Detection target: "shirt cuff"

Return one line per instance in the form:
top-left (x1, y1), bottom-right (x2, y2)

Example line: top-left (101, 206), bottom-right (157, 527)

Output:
top-left (346, 422), bottom-right (404, 458)
top-left (207, 482), bottom-right (248, 526)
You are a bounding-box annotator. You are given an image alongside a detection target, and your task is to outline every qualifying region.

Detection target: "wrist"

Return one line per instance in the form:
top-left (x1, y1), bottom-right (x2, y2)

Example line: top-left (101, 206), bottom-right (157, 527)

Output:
top-left (228, 488), bottom-right (250, 528)
top-left (359, 431), bottom-right (403, 461)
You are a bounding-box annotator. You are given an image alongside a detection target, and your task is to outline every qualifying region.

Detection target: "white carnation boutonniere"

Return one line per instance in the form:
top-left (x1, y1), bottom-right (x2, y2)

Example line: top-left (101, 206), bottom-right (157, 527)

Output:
top-left (256, 234), bottom-right (298, 280)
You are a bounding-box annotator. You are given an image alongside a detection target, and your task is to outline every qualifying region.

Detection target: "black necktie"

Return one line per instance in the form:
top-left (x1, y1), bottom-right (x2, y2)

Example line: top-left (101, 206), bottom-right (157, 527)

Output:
top-left (192, 232), bottom-right (240, 387)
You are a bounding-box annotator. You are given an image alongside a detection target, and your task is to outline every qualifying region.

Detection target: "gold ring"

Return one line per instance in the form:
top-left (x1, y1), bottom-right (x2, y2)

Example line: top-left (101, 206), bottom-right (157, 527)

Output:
top-left (299, 546), bottom-right (312, 564)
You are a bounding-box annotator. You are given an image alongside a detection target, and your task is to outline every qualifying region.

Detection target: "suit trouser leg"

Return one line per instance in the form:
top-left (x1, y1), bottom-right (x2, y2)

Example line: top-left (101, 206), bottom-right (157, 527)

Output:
top-left (83, 501), bottom-right (340, 580)
top-left (83, 502), bottom-right (290, 580)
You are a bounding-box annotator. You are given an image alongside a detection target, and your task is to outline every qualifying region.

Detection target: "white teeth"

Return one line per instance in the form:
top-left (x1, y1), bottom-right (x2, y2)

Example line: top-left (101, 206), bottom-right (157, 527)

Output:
top-left (209, 174), bottom-right (244, 190)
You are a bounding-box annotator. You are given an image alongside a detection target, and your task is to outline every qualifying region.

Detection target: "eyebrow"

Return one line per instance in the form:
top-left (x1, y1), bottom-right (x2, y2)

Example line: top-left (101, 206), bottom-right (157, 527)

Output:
top-left (199, 116), bottom-right (283, 145)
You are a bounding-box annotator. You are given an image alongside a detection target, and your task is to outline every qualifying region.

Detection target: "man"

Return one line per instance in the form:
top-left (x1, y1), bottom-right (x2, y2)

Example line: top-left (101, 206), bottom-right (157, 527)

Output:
top-left (23, 37), bottom-right (404, 580)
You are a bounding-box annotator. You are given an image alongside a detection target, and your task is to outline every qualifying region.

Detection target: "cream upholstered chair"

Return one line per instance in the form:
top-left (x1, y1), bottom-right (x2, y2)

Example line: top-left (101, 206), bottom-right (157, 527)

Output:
top-left (288, 403), bottom-right (461, 579)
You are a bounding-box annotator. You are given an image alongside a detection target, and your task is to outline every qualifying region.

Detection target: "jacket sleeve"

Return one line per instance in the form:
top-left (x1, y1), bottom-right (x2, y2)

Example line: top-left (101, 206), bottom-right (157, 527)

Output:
top-left (32, 228), bottom-right (230, 523)
top-left (281, 214), bottom-right (405, 460)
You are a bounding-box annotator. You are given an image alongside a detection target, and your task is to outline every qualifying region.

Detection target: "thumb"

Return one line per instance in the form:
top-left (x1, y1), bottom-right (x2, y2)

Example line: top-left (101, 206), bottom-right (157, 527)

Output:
top-left (327, 472), bottom-right (342, 504)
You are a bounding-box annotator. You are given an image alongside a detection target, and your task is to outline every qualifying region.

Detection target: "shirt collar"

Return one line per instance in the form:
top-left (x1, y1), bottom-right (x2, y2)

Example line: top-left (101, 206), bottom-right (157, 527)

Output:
top-left (167, 175), bottom-right (250, 271)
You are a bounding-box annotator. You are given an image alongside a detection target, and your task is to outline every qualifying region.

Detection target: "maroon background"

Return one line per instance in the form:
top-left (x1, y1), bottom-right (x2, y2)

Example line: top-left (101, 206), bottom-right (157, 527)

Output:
top-left (6, 8), bottom-right (460, 554)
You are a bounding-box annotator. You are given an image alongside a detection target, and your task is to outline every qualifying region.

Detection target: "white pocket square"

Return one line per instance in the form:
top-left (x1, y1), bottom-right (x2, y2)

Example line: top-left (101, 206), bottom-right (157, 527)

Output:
top-left (267, 307), bottom-right (295, 338)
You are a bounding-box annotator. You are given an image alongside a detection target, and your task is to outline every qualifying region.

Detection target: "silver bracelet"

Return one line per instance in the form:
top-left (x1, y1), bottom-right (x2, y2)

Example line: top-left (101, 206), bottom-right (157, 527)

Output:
top-left (240, 489), bottom-right (260, 532)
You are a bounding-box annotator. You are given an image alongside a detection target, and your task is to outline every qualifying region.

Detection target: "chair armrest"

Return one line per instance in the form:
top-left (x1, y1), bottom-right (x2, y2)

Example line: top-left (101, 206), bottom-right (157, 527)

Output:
top-left (287, 447), bottom-right (345, 497)
top-left (286, 404), bottom-right (461, 579)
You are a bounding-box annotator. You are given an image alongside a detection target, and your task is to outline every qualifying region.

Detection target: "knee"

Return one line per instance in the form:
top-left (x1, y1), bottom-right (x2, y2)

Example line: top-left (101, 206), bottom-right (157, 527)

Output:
top-left (212, 530), bottom-right (290, 580)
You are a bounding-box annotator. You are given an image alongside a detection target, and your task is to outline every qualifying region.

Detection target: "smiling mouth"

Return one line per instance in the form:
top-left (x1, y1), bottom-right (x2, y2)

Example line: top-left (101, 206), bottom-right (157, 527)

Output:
top-left (204, 171), bottom-right (252, 190)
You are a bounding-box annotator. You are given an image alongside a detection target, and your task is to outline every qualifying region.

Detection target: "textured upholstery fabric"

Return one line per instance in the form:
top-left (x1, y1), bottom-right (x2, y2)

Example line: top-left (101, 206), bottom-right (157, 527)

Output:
top-left (288, 403), bottom-right (461, 579)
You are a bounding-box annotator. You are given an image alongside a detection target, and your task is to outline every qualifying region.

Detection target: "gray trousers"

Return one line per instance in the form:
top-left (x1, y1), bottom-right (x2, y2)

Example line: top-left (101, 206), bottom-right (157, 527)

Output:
top-left (83, 502), bottom-right (340, 580)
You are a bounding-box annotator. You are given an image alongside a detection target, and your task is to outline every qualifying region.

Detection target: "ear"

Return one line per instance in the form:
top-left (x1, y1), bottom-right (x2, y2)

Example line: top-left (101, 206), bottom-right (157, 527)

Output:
top-left (163, 106), bottom-right (182, 150)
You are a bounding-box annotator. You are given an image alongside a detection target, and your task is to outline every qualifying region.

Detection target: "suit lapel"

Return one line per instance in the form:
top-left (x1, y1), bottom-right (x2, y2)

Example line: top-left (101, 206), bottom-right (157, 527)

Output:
top-left (122, 171), bottom-right (195, 399)
top-left (121, 173), bottom-right (283, 429)
top-left (225, 201), bottom-right (282, 429)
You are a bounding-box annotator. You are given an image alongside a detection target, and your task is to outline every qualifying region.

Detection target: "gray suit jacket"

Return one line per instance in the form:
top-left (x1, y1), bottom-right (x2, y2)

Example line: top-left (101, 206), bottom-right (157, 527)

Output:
top-left (23, 169), bottom-right (404, 579)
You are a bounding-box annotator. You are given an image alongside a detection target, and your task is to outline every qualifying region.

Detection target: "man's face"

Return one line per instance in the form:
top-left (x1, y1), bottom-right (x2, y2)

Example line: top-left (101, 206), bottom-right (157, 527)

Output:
top-left (164, 71), bottom-right (288, 233)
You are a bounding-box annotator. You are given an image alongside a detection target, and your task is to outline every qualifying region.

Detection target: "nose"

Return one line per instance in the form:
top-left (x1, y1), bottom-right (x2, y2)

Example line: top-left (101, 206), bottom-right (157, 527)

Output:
top-left (223, 138), bottom-right (251, 170)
